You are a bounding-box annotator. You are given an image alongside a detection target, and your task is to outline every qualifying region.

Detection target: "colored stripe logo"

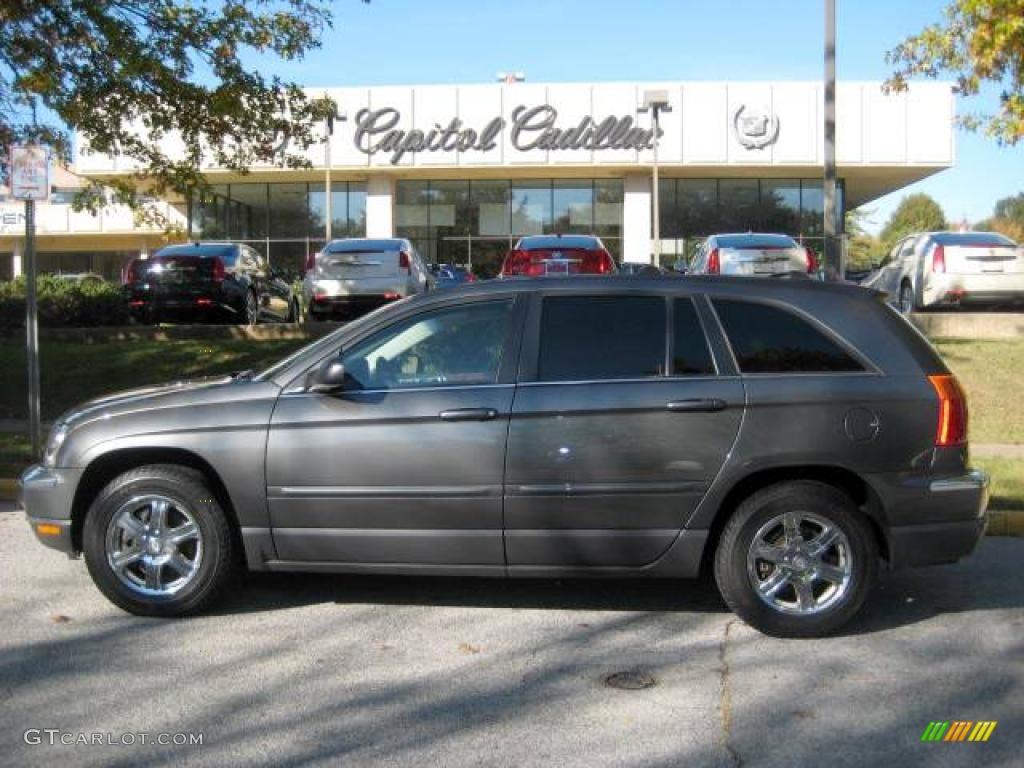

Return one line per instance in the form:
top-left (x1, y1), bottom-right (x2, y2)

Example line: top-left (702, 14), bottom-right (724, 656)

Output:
top-left (921, 721), bottom-right (997, 742)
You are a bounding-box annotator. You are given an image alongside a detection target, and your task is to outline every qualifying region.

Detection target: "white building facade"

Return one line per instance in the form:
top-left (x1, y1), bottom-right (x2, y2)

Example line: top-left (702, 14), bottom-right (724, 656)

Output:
top-left (1, 80), bottom-right (955, 279)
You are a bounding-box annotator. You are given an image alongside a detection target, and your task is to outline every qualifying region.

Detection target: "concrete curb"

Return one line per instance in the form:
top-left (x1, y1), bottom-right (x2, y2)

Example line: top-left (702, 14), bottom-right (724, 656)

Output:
top-left (0, 475), bottom-right (1020, 537)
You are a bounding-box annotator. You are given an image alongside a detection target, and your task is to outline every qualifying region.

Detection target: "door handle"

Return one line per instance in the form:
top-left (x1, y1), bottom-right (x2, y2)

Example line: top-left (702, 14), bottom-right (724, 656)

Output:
top-left (666, 398), bottom-right (727, 413)
top-left (439, 408), bottom-right (498, 422)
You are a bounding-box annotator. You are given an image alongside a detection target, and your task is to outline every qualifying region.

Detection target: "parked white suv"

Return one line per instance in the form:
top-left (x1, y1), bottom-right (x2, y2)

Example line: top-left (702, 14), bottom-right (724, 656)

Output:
top-left (863, 231), bottom-right (1024, 313)
top-left (303, 238), bottom-right (433, 320)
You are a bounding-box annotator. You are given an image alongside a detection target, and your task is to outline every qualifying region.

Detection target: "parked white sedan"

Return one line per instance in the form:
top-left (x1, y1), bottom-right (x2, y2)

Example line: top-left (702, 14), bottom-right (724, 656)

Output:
top-left (689, 233), bottom-right (817, 276)
top-left (862, 231), bottom-right (1024, 313)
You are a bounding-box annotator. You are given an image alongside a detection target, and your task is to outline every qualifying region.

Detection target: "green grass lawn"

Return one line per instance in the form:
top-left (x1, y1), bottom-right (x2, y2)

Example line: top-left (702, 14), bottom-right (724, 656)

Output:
top-left (0, 338), bottom-right (308, 421)
top-left (932, 338), bottom-right (1024, 445)
top-left (973, 456), bottom-right (1024, 511)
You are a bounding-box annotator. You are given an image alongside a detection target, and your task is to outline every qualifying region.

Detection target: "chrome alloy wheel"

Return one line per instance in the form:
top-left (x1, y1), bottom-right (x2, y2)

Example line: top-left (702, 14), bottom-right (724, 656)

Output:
top-left (746, 511), bottom-right (853, 616)
top-left (105, 495), bottom-right (203, 597)
top-left (245, 291), bottom-right (259, 325)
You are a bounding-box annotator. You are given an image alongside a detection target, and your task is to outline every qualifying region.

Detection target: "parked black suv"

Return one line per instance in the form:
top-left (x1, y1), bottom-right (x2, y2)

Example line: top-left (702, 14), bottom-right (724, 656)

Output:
top-left (20, 276), bottom-right (988, 636)
top-left (124, 242), bottom-right (299, 325)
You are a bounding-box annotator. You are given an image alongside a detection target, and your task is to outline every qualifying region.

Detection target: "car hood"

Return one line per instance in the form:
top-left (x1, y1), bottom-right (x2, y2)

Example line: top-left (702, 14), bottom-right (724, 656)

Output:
top-left (58, 374), bottom-right (252, 429)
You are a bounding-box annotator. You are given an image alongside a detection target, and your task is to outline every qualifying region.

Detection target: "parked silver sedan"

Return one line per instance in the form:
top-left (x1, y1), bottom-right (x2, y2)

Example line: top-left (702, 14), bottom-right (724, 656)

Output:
top-left (303, 238), bottom-right (433, 320)
top-left (862, 231), bottom-right (1024, 313)
top-left (689, 233), bottom-right (817, 276)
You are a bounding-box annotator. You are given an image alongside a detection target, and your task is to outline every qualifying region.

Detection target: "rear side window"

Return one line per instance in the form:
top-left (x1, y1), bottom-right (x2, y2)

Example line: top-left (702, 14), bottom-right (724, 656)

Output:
top-left (538, 296), bottom-right (665, 381)
top-left (712, 299), bottom-right (863, 373)
top-left (673, 299), bottom-right (715, 375)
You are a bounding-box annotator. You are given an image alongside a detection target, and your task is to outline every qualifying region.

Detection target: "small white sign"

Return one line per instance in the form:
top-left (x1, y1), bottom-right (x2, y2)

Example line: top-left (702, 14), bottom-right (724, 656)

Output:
top-left (10, 145), bottom-right (50, 201)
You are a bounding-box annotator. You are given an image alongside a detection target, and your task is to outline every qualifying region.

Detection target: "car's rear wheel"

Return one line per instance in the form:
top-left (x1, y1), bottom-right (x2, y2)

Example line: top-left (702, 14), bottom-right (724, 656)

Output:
top-left (245, 290), bottom-right (260, 326)
top-left (898, 281), bottom-right (915, 315)
top-left (83, 465), bottom-right (235, 617)
top-left (713, 480), bottom-right (877, 637)
top-left (288, 298), bottom-right (300, 324)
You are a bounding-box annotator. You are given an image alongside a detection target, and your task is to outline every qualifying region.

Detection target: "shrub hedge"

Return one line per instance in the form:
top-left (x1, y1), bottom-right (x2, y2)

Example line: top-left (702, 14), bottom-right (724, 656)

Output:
top-left (0, 276), bottom-right (129, 330)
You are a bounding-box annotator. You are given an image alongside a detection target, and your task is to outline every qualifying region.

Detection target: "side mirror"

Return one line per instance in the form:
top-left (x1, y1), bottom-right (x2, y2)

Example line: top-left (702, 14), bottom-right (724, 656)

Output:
top-left (306, 356), bottom-right (347, 394)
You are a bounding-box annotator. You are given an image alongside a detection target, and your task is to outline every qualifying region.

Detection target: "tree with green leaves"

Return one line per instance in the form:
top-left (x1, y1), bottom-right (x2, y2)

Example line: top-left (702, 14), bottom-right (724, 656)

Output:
top-left (0, 1), bottom-right (366, 219)
top-left (880, 193), bottom-right (947, 247)
top-left (885, 0), bottom-right (1024, 145)
top-left (844, 207), bottom-right (884, 269)
top-left (976, 191), bottom-right (1024, 240)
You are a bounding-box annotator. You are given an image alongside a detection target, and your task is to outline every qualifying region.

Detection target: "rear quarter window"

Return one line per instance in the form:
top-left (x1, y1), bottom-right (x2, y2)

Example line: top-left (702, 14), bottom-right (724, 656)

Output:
top-left (712, 298), bottom-right (864, 373)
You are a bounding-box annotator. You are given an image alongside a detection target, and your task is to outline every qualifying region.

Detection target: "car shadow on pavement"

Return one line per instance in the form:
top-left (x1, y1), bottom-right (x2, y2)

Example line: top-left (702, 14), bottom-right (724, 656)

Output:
top-left (210, 538), bottom-right (1024, 637)
top-left (216, 570), bottom-right (730, 616)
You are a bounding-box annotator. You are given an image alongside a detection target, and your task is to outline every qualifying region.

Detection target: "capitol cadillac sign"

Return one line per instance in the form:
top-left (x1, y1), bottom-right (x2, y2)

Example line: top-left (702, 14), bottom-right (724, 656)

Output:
top-left (353, 105), bottom-right (666, 164)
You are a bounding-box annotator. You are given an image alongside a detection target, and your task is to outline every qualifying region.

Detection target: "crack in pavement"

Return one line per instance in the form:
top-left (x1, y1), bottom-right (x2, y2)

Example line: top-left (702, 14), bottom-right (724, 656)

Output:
top-left (718, 619), bottom-right (743, 768)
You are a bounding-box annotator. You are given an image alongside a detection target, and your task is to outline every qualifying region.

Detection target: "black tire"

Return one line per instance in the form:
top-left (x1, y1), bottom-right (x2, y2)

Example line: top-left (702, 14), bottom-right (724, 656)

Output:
top-left (245, 290), bottom-right (260, 326)
top-left (288, 298), bottom-right (300, 324)
top-left (82, 464), bottom-right (235, 617)
top-left (713, 481), bottom-right (878, 638)
top-left (898, 280), bottom-right (915, 315)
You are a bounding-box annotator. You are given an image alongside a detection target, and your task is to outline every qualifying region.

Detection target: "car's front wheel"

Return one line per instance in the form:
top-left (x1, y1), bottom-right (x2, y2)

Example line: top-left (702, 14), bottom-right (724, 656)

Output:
top-left (898, 281), bottom-right (915, 315)
top-left (714, 481), bottom-right (878, 637)
top-left (83, 465), bottom-right (235, 617)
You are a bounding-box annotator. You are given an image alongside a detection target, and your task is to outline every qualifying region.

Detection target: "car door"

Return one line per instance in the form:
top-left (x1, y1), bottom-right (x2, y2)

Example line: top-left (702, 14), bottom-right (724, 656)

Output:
top-left (265, 294), bottom-right (526, 568)
top-left (865, 239), bottom-right (903, 296)
top-left (503, 291), bottom-right (744, 569)
top-left (248, 246), bottom-right (291, 321)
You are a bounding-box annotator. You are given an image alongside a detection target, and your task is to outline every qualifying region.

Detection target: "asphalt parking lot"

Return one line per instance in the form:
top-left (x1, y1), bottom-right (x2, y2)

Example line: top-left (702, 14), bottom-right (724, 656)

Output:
top-left (1, 501), bottom-right (1021, 768)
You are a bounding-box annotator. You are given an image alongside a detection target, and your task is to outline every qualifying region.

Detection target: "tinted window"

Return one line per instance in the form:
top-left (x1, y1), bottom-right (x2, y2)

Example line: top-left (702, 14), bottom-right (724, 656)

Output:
top-left (932, 232), bottom-right (1016, 247)
top-left (154, 244), bottom-right (240, 266)
top-left (519, 235), bottom-right (601, 250)
top-left (327, 239), bottom-right (405, 253)
top-left (341, 300), bottom-right (513, 390)
top-left (673, 300), bottom-right (715, 375)
top-left (538, 296), bottom-right (665, 381)
top-left (716, 234), bottom-right (798, 250)
top-left (713, 299), bottom-right (863, 373)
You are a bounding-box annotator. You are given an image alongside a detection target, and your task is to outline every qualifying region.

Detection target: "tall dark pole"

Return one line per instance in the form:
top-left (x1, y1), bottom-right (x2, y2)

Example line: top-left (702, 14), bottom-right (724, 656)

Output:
top-left (24, 199), bottom-right (41, 458)
top-left (824, 0), bottom-right (840, 280)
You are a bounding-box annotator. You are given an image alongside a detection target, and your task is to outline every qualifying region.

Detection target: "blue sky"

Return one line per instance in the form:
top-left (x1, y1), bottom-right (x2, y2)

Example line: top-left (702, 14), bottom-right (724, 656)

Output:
top-left (255, 0), bottom-right (1023, 234)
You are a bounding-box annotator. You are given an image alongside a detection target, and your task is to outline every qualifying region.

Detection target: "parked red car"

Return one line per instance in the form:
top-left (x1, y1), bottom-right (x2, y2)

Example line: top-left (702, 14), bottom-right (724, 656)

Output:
top-left (500, 235), bottom-right (616, 277)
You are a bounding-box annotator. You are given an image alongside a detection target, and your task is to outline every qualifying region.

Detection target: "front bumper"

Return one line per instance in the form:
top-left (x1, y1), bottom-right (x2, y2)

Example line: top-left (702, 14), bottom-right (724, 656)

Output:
top-left (19, 464), bottom-right (83, 554)
top-left (886, 470), bottom-right (989, 568)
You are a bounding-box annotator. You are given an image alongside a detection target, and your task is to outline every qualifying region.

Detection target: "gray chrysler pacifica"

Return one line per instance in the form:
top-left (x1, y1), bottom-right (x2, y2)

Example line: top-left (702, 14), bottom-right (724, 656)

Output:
top-left (19, 276), bottom-right (989, 637)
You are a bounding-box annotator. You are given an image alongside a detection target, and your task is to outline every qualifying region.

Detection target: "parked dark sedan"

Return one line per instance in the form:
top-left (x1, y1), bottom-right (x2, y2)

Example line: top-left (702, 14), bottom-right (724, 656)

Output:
top-left (21, 276), bottom-right (987, 637)
top-left (124, 242), bottom-right (299, 325)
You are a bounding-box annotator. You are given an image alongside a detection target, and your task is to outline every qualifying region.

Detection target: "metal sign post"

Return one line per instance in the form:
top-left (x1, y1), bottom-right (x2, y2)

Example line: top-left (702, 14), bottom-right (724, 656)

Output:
top-left (10, 145), bottom-right (49, 459)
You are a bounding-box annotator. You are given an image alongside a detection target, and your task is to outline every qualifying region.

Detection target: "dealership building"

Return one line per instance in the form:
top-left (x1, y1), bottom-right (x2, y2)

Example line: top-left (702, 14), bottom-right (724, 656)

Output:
top-left (0, 79), bottom-right (955, 279)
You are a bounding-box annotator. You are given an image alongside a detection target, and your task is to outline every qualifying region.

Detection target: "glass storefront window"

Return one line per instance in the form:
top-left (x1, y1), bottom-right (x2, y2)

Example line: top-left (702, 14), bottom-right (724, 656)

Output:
top-left (269, 183), bottom-right (311, 239)
top-left (511, 180), bottom-right (551, 236)
top-left (345, 184), bottom-right (367, 237)
top-left (594, 180), bottom-right (623, 240)
top-left (800, 181), bottom-right (824, 237)
top-left (552, 180), bottom-right (594, 235)
top-left (229, 184), bottom-right (269, 239)
top-left (718, 179), bottom-right (759, 232)
top-left (677, 180), bottom-right (719, 237)
top-left (471, 180), bottom-right (510, 237)
top-left (761, 180), bottom-right (801, 233)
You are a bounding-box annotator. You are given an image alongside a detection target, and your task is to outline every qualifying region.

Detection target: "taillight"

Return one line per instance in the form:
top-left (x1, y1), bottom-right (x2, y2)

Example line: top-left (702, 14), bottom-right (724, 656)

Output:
top-left (804, 246), bottom-right (818, 273)
top-left (932, 244), bottom-right (946, 274)
top-left (399, 251), bottom-right (411, 273)
top-left (465, 272), bottom-right (477, 282)
top-left (707, 248), bottom-right (720, 274)
top-left (928, 374), bottom-right (968, 447)
top-left (211, 257), bottom-right (226, 282)
top-left (305, 251), bottom-right (317, 273)
top-left (580, 248), bottom-right (614, 274)
top-left (501, 249), bottom-right (532, 276)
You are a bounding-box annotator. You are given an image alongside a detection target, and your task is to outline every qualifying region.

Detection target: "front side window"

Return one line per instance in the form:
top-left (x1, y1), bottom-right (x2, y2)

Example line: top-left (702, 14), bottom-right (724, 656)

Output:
top-left (340, 300), bottom-right (513, 390)
top-left (712, 299), bottom-right (863, 374)
top-left (538, 296), bottom-right (665, 381)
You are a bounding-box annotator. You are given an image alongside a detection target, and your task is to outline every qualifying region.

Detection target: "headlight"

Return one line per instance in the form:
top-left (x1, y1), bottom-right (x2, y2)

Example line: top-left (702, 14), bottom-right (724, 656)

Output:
top-left (43, 423), bottom-right (68, 468)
